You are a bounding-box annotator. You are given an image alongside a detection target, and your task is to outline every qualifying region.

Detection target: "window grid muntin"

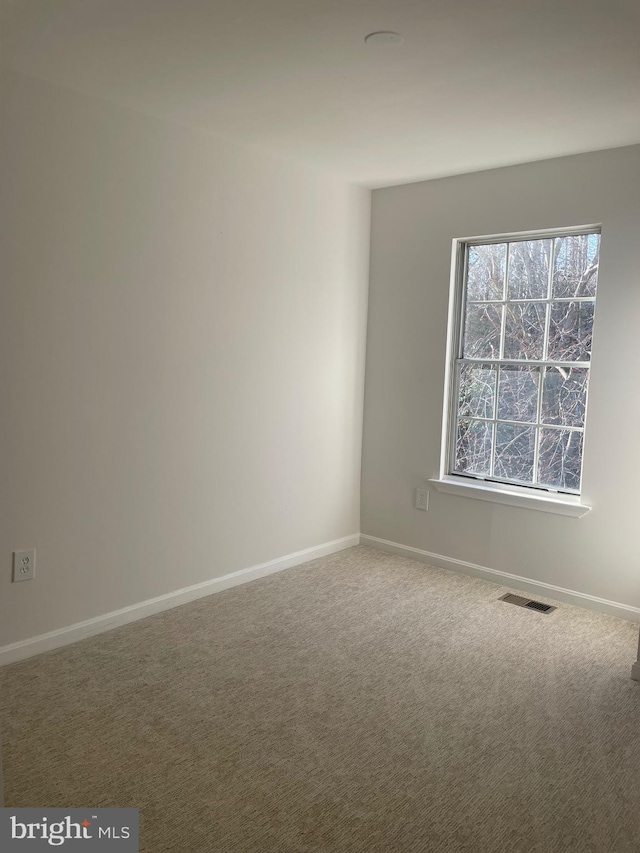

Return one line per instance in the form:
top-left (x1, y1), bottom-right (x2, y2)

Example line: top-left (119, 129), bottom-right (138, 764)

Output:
top-left (466, 296), bottom-right (595, 304)
top-left (458, 415), bottom-right (584, 433)
top-left (450, 230), bottom-right (599, 494)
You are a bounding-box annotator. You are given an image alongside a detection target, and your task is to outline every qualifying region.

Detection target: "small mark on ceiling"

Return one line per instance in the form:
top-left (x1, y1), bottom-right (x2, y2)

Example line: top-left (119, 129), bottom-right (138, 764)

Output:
top-left (364, 31), bottom-right (404, 46)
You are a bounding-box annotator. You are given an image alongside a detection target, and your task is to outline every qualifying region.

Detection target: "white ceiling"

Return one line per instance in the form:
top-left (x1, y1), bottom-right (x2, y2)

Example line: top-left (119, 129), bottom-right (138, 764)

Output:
top-left (2, 0), bottom-right (640, 187)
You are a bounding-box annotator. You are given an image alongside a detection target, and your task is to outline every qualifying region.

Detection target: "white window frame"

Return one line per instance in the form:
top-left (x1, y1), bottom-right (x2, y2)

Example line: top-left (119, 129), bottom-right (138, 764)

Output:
top-left (430, 224), bottom-right (600, 518)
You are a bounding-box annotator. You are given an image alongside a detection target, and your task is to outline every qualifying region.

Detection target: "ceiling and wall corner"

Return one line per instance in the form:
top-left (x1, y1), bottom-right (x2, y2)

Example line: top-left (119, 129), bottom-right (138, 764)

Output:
top-left (2, 0), bottom-right (639, 188)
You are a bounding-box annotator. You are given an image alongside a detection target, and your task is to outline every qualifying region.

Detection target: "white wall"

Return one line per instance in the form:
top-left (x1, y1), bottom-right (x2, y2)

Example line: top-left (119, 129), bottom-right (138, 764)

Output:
top-left (0, 69), bottom-right (370, 647)
top-left (362, 145), bottom-right (640, 611)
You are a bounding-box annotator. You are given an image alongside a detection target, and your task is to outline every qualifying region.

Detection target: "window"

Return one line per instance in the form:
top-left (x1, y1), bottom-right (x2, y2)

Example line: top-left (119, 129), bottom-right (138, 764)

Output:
top-left (442, 227), bottom-right (600, 501)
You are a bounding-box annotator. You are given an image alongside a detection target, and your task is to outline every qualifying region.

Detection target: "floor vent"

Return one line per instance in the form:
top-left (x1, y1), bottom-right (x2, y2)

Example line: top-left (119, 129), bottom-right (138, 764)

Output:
top-left (499, 593), bottom-right (556, 614)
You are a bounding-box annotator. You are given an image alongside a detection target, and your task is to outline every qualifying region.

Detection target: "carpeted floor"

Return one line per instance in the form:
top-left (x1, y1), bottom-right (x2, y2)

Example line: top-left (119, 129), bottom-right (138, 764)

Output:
top-left (1, 545), bottom-right (639, 852)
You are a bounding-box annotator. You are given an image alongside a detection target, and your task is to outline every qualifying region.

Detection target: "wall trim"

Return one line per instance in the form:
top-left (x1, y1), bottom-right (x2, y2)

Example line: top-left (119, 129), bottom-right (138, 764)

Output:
top-left (360, 534), bottom-right (640, 624)
top-left (0, 534), bottom-right (360, 667)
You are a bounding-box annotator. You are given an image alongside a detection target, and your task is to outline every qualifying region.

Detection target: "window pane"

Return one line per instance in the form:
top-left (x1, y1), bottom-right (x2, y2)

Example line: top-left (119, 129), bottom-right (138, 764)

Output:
top-left (466, 243), bottom-right (506, 300)
top-left (547, 301), bottom-right (594, 362)
top-left (463, 304), bottom-right (502, 358)
top-left (503, 303), bottom-right (546, 360)
top-left (497, 366), bottom-right (539, 423)
top-left (494, 423), bottom-right (535, 483)
top-left (553, 234), bottom-right (600, 298)
top-left (458, 364), bottom-right (496, 419)
top-left (541, 367), bottom-right (588, 428)
top-left (455, 419), bottom-right (492, 476)
top-left (538, 429), bottom-right (583, 491)
top-left (507, 239), bottom-right (551, 300)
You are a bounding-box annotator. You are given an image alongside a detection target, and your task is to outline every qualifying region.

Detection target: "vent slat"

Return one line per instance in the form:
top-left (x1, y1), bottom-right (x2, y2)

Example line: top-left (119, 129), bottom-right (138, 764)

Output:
top-left (501, 593), bottom-right (529, 606)
top-left (525, 600), bottom-right (554, 613)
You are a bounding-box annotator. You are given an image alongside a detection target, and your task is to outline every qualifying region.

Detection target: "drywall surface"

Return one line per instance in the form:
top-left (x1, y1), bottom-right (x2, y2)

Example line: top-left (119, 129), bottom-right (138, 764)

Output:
top-left (0, 69), bottom-right (370, 647)
top-left (362, 145), bottom-right (640, 609)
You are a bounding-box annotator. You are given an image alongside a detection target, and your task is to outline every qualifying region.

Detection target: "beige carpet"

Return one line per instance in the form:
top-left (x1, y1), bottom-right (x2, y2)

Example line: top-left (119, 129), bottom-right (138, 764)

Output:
top-left (1, 545), bottom-right (639, 852)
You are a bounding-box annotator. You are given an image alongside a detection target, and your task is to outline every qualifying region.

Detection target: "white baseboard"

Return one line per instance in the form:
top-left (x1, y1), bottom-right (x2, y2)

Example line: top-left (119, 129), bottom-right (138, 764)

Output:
top-left (0, 534), bottom-right (360, 667)
top-left (360, 534), bottom-right (640, 624)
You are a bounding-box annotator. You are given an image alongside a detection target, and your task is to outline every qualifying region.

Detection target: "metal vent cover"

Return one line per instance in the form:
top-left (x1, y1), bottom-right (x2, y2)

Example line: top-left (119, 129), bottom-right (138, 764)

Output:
top-left (500, 593), bottom-right (556, 614)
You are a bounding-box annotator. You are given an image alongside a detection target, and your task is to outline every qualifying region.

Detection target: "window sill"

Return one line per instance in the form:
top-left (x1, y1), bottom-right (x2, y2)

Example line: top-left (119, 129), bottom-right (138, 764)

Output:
top-left (429, 476), bottom-right (591, 518)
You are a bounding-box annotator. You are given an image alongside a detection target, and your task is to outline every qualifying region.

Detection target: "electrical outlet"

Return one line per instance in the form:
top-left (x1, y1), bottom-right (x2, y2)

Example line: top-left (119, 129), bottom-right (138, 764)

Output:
top-left (13, 549), bottom-right (35, 582)
top-left (415, 488), bottom-right (429, 511)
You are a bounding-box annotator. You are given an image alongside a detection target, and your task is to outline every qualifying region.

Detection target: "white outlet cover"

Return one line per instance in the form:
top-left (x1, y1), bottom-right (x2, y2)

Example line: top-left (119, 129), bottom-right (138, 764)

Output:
top-left (415, 489), bottom-right (429, 511)
top-left (13, 549), bottom-right (36, 582)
